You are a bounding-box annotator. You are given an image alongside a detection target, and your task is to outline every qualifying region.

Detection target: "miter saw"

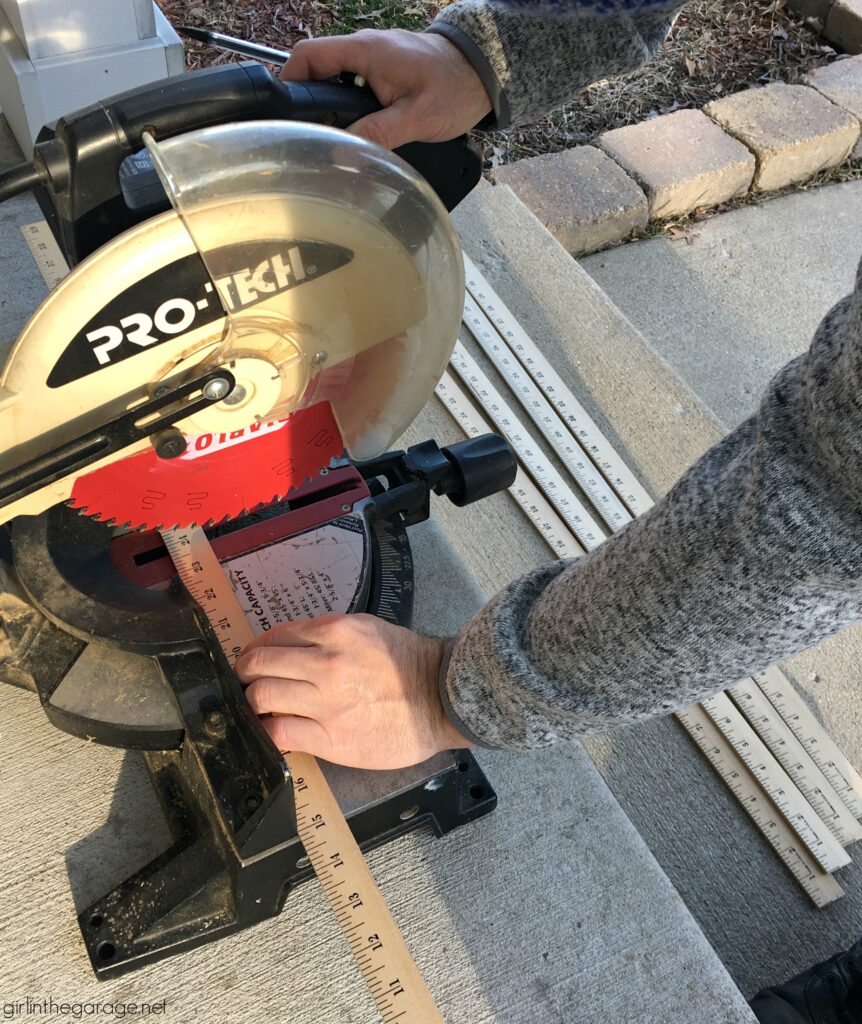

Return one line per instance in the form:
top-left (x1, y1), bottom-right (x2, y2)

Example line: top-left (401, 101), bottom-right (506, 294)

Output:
top-left (0, 64), bottom-right (516, 977)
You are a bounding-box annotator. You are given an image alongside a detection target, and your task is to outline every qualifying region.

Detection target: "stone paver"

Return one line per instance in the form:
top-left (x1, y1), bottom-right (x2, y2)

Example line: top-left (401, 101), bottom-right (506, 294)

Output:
top-left (802, 53), bottom-right (859, 157)
top-left (494, 145), bottom-right (648, 254)
top-left (806, 55), bottom-right (862, 160)
top-left (806, 55), bottom-right (862, 119)
top-left (705, 83), bottom-right (859, 190)
top-left (826, 0), bottom-right (862, 53)
top-left (597, 108), bottom-right (755, 220)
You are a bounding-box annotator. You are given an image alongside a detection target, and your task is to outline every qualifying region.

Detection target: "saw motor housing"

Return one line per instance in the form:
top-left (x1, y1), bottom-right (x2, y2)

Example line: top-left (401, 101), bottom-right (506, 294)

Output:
top-left (30, 63), bottom-right (482, 267)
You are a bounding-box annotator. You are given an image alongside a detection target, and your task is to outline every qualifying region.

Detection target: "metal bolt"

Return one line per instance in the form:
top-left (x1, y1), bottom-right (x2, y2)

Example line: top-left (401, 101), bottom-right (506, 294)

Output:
top-left (203, 376), bottom-right (232, 402)
top-left (340, 503), bottom-right (351, 513)
top-left (319, 467), bottom-right (329, 476)
top-left (204, 709), bottom-right (227, 738)
top-left (222, 384), bottom-right (247, 406)
top-left (152, 384), bottom-right (170, 399)
top-left (311, 351), bottom-right (328, 366)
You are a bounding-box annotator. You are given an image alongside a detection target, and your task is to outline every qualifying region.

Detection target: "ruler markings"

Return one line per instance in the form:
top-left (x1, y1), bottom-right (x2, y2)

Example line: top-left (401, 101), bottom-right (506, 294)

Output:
top-left (435, 371), bottom-right (584, 561)
top-left (756, 666), bottom-right (862, 819)
top-left (449, 342), bottom-right (606, 552)
top-left (21, 221), bottom-right (69, 290)
top-left (700, 693), bottom-right (849, 872)
top-left (161, 525), bottom-right (445, 1024)
top-left (462, 293), bottom-right (630, 534)
top-left (462, 252), bottom-right (653, 517)
top-left (728, 680), bottom-right (862, 846)
top-left (676, 705), bottom-right (844, 907)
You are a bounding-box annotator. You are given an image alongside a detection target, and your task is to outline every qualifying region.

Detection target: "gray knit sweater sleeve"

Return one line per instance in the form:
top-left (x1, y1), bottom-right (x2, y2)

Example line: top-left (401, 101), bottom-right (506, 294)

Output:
top-left (428, 0), bottom-right (681, 128)
top-left (442, 261), bottom-right (862, 750)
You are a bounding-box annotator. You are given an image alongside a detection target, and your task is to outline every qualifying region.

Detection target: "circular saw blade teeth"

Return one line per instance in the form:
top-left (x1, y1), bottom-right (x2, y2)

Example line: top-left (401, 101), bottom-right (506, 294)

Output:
top-left (67, 404), bottom-right (344, 533)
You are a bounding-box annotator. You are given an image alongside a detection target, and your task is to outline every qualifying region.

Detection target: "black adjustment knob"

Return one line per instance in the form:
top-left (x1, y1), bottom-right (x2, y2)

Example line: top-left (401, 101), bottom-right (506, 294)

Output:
top-left (437, 434), bottom-right (517, 507)
top-left (152, 428), bottom-right (188, 460)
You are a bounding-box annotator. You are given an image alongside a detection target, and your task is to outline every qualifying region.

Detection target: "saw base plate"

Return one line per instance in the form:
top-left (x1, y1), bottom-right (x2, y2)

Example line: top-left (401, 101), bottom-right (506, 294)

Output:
top-left (1, 451), bottom-right (501, 978)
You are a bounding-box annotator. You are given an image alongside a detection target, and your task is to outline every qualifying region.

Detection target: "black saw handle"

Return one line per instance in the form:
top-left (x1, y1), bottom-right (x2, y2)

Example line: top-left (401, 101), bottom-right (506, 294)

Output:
top-left (30, 63), bottom-right (482, 266)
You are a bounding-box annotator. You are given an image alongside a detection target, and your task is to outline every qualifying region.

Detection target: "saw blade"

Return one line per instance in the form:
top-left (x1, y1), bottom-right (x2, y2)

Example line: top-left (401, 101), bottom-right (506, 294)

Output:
top-left (68, 402), bottom-right (343, 531)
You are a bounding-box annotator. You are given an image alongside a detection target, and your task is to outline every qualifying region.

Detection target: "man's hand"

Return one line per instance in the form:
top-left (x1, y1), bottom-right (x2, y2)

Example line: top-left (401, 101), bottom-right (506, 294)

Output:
top-left (234, 614), bottom-right (471, 769)
top-left (281, 29), bottom-right (492, 150)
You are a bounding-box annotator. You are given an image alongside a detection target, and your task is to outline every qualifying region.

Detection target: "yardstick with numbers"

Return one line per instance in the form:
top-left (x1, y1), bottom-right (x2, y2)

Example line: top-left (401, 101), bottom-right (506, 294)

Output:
top-left (676, 705), bottom-right (844, 907)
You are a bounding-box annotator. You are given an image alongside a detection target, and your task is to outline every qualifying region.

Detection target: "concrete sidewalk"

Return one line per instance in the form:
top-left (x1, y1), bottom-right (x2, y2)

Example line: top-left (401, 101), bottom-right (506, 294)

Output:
top-left (582, 181), bottom-right (862, 431)
top-left (581, 181), bottom-right (862, 995)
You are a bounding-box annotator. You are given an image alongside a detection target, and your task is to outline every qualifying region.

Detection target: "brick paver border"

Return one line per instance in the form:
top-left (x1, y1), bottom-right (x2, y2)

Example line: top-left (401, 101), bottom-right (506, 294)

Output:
top-left (494, 54), bottom-right (862, 258)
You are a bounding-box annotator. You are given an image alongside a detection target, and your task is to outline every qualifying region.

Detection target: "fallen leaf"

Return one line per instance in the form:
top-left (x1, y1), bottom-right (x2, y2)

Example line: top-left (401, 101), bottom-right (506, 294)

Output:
top-left (684, 55), bottom-right (697, 76)
top-left (668, 227), bottom-right (701, 245)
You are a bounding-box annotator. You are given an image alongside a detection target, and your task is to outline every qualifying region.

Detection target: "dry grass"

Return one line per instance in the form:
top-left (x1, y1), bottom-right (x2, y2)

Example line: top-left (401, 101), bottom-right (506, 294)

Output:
top-left (156, 0), bottom-right (452, 69)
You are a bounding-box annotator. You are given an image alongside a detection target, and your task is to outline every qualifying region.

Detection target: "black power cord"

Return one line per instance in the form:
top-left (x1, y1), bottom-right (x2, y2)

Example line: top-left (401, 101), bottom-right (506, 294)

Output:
top-left (0, 162), bottom-right (43, 202)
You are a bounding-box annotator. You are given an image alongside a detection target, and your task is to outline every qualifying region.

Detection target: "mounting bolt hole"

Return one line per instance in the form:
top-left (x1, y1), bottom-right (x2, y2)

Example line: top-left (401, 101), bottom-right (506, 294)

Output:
top-left (97, 942), bottom-right (116, 962)
top-left (90, 914), bottom-right (104, 928)
top-left (457, 761), bottom-right (470, 772)
top-left (469, 784), bottom-right (486, 801)
top-left (296, 855), bottom-right (310, 869)
top-left (399, 804), bottom-right (420, 821)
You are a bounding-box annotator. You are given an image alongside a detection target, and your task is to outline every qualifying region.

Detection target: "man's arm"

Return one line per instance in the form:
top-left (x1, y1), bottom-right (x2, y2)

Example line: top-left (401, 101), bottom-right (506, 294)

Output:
top-left (281, 0), bottom-right (682, 148)
top-left (429, 0), bottom-right (682, 129)
top-left (443, 268), bottom-right (862, 748)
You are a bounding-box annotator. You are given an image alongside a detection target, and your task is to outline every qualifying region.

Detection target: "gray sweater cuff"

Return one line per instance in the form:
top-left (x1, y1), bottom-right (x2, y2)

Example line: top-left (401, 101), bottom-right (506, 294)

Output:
top-left (428, 0), bottom-right (681, 130)
top-left (425, 21), bottom-right (510, 129)
top-left (437, 638), bottom-right (499, 748)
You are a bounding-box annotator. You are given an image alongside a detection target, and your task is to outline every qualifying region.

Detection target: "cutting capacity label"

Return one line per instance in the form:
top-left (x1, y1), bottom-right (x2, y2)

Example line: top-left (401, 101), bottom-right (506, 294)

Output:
top-left (224, 518), bottom-right (365, 632)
